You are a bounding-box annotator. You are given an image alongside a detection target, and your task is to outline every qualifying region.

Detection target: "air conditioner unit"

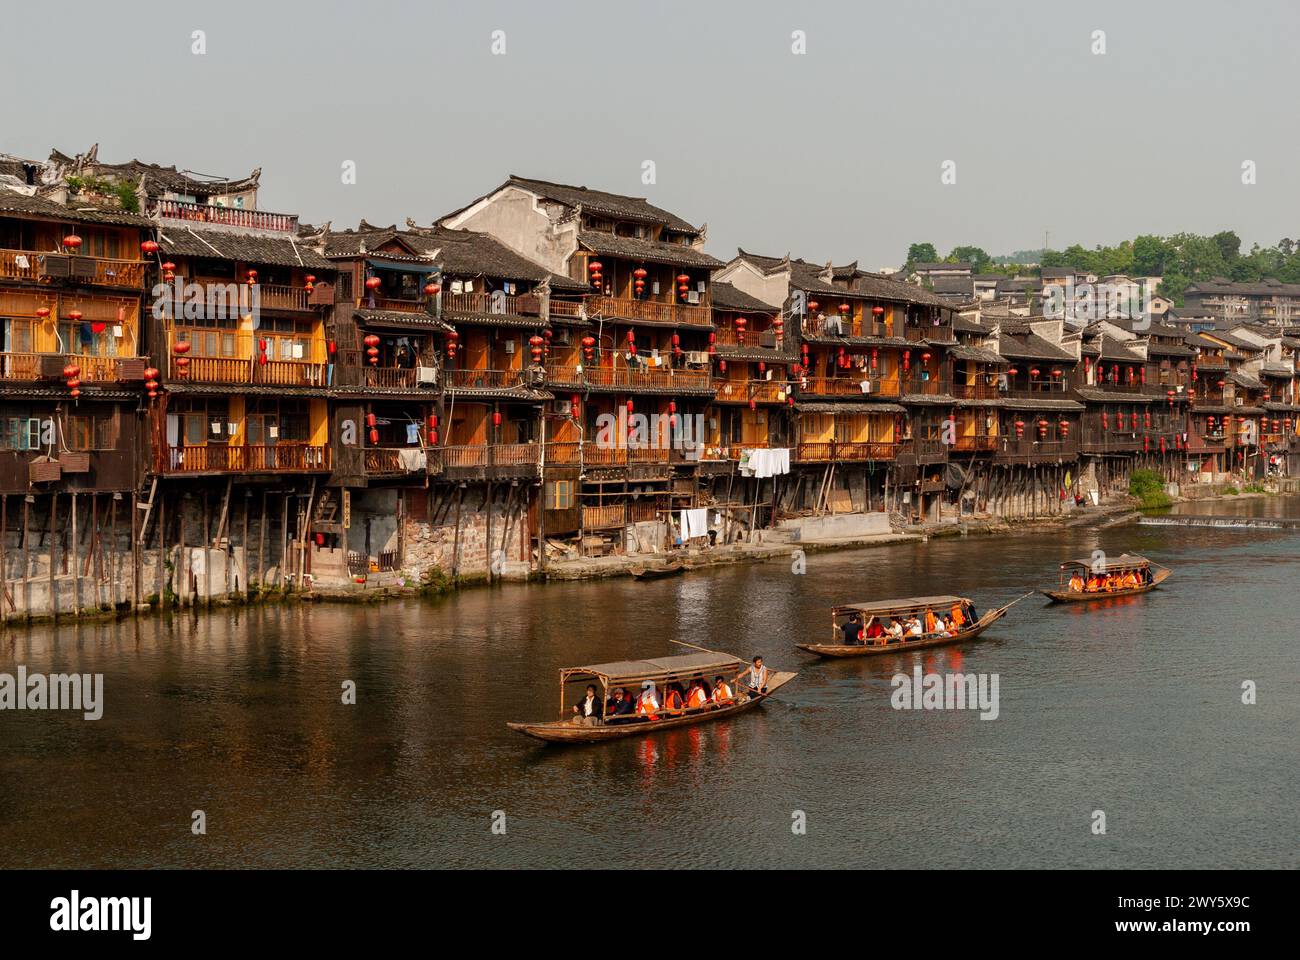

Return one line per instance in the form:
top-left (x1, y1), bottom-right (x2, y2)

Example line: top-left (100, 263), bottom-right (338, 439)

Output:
top-left (417, 366), bottom-right (438, 385)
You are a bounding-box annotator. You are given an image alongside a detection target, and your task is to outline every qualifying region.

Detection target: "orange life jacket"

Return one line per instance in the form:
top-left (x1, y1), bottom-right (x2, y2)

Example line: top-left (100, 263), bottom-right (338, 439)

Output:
top-left (637, 694), bottom-right (658, 719)
top-left (924, 609), bottom-right (937, 633)
top-left (950, 604), bottom-right (965, 628)
top-left (687, 687), bottom-right (708, 709)
top-left (665, 690), bottom-right (683, 711)
top-left (713, 684), bottom-right (733, 704)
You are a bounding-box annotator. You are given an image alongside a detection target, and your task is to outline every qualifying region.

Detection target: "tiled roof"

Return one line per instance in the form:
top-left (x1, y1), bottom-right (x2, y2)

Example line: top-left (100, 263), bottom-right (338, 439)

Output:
top-left (577, 231), bottom-right (722, 269)
top-left (354, 309), bottom-right (453, 333)
top-left (159, 224), bottom-right (332, 270)
top-left (997, 333), bottom-right (1075, 361)
top-left (0, 187), bottom-right (152, 227)
top-left (504, 176), bottom-right (699, 232)
top-left (949, 344), bottom-right (1007, 364)
top-left (1074, 388), bottom-right (1155, 404)
top-left (48, 148), bottom-right (261, 199)
top-left (710, 281), bottom-right (778, 313)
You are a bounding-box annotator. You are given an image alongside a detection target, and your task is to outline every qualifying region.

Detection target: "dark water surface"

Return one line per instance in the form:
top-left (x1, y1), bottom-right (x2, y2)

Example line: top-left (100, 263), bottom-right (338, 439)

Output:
top-left (1, 497), bottom-right (1296, 869)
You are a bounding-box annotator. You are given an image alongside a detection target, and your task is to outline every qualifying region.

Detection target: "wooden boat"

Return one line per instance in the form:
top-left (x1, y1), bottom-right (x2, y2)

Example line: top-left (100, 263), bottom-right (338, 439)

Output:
top-left (629, 560), bottom-right (685, 580)
top-left (795, 594), bottom-right (1025, 658)
top-left (507, 649), bottom-right (797, 744)
top-left (1041, 553), bottom-right (1171, 603)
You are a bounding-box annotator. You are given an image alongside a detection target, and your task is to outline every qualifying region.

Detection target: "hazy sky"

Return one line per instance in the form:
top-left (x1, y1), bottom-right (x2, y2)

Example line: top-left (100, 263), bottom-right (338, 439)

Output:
top-left (4, 0), bottom-right (1296, 269)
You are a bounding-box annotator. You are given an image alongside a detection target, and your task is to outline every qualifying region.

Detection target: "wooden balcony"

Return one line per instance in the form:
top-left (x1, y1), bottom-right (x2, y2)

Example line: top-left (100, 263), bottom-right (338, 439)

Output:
top-left (152, 199), bottom-right (298, 233)
top-left (559, 364), bottom-right (712, 391)
top-left (436, 442), bottom-right (543, 478)
top-left (996, 437), bottom-right (1080, 461)
top-left (897, 438), bottom-right (949, 464)
top-left (587, 295), bottom-right (712, 326)
top-left (545, 441), bottom-right (582, 465)
top-left (803, 317), bottom-right (891, 339)
top-left (167, 329), bottom-right (328, 385)
top-left (0, 247), bottom-right (145, 288)
top-left (366, 296), bottom-right (425, 313)
top-left (158, 444), bottom-right (330, 474)
top-left (363, 366), bottom-right (436, 390)
top-left (954, 382), bottom-right (1002, 400)
top-left (902, 377), bottom-right (952, 397)
top-left (446, 368), bottom-right (523, 390)
top-left (951, 435), bottom-right (997, 453)
top-left (904, 322), bottom-right (954, 342)
top-left (802, 376), bottom-right (900, 398)
top-left (795, 441), bottom-right (897, 462)
top-left (549, 299), bottom-right (583, 319)
top-left (1, 352), bottom-right (145, 382)
top-left (441, 291), bottom-right (543, 316)
top-left (1080, 429), bottom-right (1142, 453)
top-left (258, 284), bottom-right (313, 312)
top-left (582, 503), bottom-right (628, 530)
top-left (713, 379), bottom-right (787, 403)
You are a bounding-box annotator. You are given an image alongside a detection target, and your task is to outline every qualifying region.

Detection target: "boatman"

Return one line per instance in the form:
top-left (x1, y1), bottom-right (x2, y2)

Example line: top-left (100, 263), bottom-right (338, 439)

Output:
top-left (737, 656), bottom-right (769, 699)
top-left (841, 613), bottom-right (864, 645)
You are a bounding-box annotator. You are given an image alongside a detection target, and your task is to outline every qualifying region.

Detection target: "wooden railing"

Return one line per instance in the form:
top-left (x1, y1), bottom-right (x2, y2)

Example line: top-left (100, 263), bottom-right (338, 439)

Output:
top-left (954, 382), bottom-right (1002, 400)
top-left (904, 323), bottom-right (954, 342)
top-left (802, 376), bottom-right (900, 398)
top-left (587, 295), bottom-right (712, 326)
top-left (258, 284), bottom-right (312, 312)
top-left (1, 352), bottom-right (142, 382)
top-left (441, 291), bottom-right (543, 316)
top-left (795, 441), bottom-right (896, 462)
top-left (0, 247), bottom-right (145, 288)
top-left (438, 443), bottom-right (542, 471)
top-left (167, 329), bottom-right (327, 384)
top-left (367, 296), bottom-right (425, 313)
top-left (545, 441), bottom-right (582, 464)
top-left (582, 503), bottom-right (628, 530)
top-left (902, 377), bottom-right (952, 397)
top-left (160, 444), bottom-right (330, 474)
top-left (579, 365), bottom-right (712, 390)
top-left (997, 437), bottom-right (1080, 459)
top-left (152, 199), bottom-right (298, 233)
top-left (446, 368), bottom-right (522, 390)
top-left (363, 367), bottom-right (432, 389)
top-left (803, 317), bottom-right (891, 339)
top-left (549, 299), bottom-right (583, 318)
top-left (952, 436), bottom-right (997, 452)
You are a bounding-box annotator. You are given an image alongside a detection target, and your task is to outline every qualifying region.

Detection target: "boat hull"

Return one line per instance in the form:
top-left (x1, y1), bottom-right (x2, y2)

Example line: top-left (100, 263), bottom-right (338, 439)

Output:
top-left (507, 671), bottom-right (796, 743)
top-left (1042, 568), bottom-right (1171, 603)
top-left (629, 563), bottom-right (685, 581)
top-left (795, 608), bottom-right (1007, 658)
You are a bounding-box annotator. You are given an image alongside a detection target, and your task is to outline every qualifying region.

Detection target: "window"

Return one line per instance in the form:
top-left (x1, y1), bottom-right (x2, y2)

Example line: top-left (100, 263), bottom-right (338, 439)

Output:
top-left (2, 318), bottom-right (34, 353)
top-left (0, 414), bottom-right (45, 451)
top-left (66, 413), bottom-right (118, 451)
top-left (545, 479), bottom-right (573, 510)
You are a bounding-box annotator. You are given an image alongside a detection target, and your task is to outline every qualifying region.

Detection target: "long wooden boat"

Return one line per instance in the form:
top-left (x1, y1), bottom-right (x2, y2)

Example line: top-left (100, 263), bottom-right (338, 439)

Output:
top-left (1041, 553), bottom-right (1171, 603)
top-left (795, 594), bottom-right (1023, 658)
top-left (507, 649), bottom-right (797, 744)
top-left (629, 560), bottom-right (685, 580)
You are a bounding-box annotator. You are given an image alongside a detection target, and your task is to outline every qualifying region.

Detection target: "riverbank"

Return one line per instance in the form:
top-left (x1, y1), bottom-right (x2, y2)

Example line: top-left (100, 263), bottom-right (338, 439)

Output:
top-left (4, 484), bottom-right (1291, 625)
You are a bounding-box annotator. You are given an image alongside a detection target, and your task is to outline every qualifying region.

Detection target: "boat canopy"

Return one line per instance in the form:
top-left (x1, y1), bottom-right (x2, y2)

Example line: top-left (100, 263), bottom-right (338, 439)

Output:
top-left (1059, 554), bottom-right (1150, 573)
top-left (563, 651), bottom-right (744, 684)
top-left (833, 595), bottom-right (969, 615)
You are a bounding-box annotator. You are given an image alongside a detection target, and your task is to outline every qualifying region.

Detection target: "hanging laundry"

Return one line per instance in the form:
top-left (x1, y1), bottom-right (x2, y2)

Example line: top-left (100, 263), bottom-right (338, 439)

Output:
top-left (406, 422), bottom-right (421, 444)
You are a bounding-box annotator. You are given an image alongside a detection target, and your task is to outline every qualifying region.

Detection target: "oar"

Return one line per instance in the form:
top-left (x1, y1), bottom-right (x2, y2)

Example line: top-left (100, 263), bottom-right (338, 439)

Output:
top-left (985, 591), bottom-right (1035, 622)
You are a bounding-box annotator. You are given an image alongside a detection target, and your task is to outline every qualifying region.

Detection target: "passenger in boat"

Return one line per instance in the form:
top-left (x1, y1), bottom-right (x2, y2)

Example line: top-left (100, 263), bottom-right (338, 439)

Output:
top-left (663, 682), bottom-right (687, 715)
top-left (738, 656), bottom-right (769, 698)
top-left (711, 676), bottom-right (734, 706)
top-left (934, 615), bottom-right (951, 637)
top-left (949, 602), bottom-right (966, 631)
top-left (686, 678), bottom-right (710, 710)
top-left (606, 687), bottom-right (635, 723)
top-left (864, 617), bottom-right (886, 644)
top-left (924, 608), bottom-right (937, 634)
top-left (966, 601), bottom-right (979, 623)
top-left (1069, 572), bottom-right (1085, 592)
top-left (1085, 575), bottom-right (1103, 592)
top-left (572, 684), bottom-right (602, 726)
top-left (841, 613), bottom-right (864, 645)
top-left (885, 618), bottom-right (904, 642)
top-left (636, 682), bottom-right (660, 720)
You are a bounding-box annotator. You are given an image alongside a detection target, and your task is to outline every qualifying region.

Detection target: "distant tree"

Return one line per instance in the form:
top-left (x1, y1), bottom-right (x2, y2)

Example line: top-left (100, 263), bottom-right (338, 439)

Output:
top-left (905, 243), bottom-right (938, 268)
top-left (1212, 230), bottom-right (1242, 263)
top-left (948, 245), bottom-right (991, 272)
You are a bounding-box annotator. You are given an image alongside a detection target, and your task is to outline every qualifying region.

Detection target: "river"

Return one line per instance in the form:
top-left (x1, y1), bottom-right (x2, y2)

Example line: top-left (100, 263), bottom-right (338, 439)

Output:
top-left (1, 496), bottom-right (1296, 869)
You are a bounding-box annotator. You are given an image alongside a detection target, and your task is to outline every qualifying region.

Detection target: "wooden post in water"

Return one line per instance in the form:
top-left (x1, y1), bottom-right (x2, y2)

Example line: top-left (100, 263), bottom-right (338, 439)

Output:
top-left (279, 494), bottom-right (289, 589)
top-left (70, 492), bottom-right (80, 615)
top-left (21, 495), bottom-right (30, 618)
top-left (131, 491), bottom-right (141, 609)
top-left (48, 493), bottom-right (57, 620)
top-left (258, 490), bottom-right (268, 588)
top-left (156, 492), bottom-right (166, 609)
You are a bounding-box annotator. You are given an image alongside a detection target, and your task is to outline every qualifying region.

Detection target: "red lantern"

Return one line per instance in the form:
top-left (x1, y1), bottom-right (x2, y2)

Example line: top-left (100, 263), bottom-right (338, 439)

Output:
top-left (1102, 412), bottom-right (1109, 429)
top-left (921, 352), bottom-right (932, 364)
top-left (446, 330), bottom-right (459, 359)
top-left (633, 268), bottom-right (647, 280)
top-left (424, 282), bottom-right (440, 296)
top-left (369, 428), bottom-right (379, 445)
top-left (62, 234), bottom-right (82, 250)
top-left (749, 398), bottom-right (757, 410)
top-left (492, 411), bottom-right (503, 427)
top-left (365, 276), bottom-right (382, 291)
top-left (1007, 366), bottom-right (1018, 376)
top-left (839, 303), bottom-right (850, 315)
top-left (588, 261), bottom-right (603, 273)
top-left (676, 274), bottom-right (690, 284)
top-left (67, 310), bottom-right (82, 322)
top-left (1030, 367), bottom-right (1040, 378)
top-left (141, 240), bottom-right (159, 255)
top-left (162, 262), bottom-right (176, 273)
top-left (808, 301), bottom-right (819, 313)
top-left (1051, 368), bottom-right (1062, 378)
top-left (63, 364), bottom-right (80, 379)
top-left (143, 367), bottom-right (160, 381)
top-left (35, 307), bottom-right (50, 319)
top-left (528, 334), bottom-right (545, 362)
top-left (871, 306), bottom-right (884, 317)
top-left (172, 340), bottom-right (190, 355)
top-left (625, 400), bottom-right (634, 413)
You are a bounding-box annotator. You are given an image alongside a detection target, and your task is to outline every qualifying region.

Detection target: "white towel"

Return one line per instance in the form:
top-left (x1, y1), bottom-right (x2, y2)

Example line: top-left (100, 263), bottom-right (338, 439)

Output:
top-left (679, 508), bottom-right (709, 539)
top-left (397, 448), bottom-right (427, 471)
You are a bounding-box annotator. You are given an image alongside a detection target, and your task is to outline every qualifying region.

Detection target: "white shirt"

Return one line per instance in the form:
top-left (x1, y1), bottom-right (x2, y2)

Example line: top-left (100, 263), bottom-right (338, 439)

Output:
top-left (581, 695), bottom-right (596, 717)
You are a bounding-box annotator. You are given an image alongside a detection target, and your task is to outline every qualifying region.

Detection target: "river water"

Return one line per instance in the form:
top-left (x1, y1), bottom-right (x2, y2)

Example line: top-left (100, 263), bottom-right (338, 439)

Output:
top-left (1, 497), bottom-right (1296, 869)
